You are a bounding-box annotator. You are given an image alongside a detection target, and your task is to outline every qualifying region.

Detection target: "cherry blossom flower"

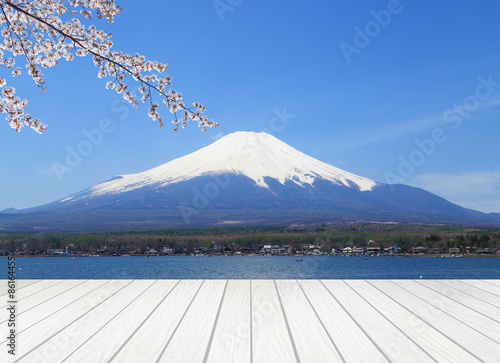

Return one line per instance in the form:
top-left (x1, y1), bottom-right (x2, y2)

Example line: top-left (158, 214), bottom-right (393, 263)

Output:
top-left (0, 0), bottom-right (217, 133)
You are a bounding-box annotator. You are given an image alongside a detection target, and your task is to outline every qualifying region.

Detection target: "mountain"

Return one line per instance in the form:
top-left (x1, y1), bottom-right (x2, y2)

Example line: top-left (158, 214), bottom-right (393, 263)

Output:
top-left (2, 131), bottom-right (499, 230)
top-left (0, 207), bottom-right (18, 214)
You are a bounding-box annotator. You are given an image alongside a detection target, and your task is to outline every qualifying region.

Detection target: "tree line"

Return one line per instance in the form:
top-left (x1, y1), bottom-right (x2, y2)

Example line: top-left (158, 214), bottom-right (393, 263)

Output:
top-left (1, 224), bottom-right (499, 255)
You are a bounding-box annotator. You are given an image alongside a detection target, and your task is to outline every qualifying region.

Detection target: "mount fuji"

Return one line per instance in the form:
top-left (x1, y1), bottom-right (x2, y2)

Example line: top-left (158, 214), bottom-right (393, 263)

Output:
top-left (2, 131), bottom-right (499, 230)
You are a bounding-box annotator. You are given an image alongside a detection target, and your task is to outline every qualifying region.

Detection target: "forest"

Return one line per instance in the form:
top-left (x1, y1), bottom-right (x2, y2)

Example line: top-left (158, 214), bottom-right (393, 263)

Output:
top-left (1, 224), bottom-right (499, 256)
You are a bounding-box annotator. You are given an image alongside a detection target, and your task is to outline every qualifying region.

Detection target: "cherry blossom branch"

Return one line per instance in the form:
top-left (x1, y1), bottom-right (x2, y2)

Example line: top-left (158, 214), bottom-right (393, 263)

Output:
top-left (0, 0), bottom-right (216, 133)
top-left (2, 0), bottom-right (213, 127)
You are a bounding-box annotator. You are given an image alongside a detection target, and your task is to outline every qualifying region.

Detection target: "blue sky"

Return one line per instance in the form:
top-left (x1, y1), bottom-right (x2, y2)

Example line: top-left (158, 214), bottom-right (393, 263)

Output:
top-left (1, 0), bottom-right (500, 213)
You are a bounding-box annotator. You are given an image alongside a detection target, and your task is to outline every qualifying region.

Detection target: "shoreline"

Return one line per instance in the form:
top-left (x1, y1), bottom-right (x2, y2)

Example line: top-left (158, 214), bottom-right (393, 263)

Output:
top-left (2, 254), bottom-right (499, 258)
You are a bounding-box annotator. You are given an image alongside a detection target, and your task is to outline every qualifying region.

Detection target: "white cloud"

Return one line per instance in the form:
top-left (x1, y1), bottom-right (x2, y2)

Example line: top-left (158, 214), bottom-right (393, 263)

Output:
top-left (333, 96), bottom-right (500, 152)
top-left (408, 170), bottom-right (500, 213)
top-left (332, 113), bottom-right (444, 151)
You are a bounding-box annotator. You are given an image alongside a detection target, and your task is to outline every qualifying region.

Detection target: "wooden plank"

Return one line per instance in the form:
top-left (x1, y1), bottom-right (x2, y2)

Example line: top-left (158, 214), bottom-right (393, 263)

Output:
top-left (355, 280), bottom-right (481, 363)
top-left (252, 280), bottom-right (297, 363)
top-left (1, 279), bottom-right (499, 363)
top-left (64, 280), bottom-right (179, 363)
top-left (298, 280), bottom-right (388, 363)
top-left (0, 279), bottom-right (41, 298)
top-left (322, 280), bottom-right (434, 363)
top-left (15, 280), bottom-right (61, 299)
top-left (205, 280), bottom-right (251, 363)
top-left (420, 280), bottom-right (500, 317)
top-left (7, 280), bottom-right (108, 335)
top-left (440, 280), bottom-right (500, 308)
top-left (157, 280), bottom-right (227, 362)
top-left (374, 280), bottom-right (500, 362)
top-left (17, 279), bottom-right (46, 290)
top-left (22, 280), bottom-right (153, 363)
top-left (275, 280), bottom-right (343, 363)
top-left (0, 280), bottom-right (86, 324)
top-left (483, 279), bottom-right (500, 287)
top-left (0, 280), bottom-right (56, 304)
top-left (392, 280), bottom-right (500, 341)
top-left (464, 280), bottom-right (500, 295)
top-left (109, 280), bottom-right (203, 363)
top-left (2, 280), bottom-right (131, 363)
top-left (0, 279), bottom-right (40, 289)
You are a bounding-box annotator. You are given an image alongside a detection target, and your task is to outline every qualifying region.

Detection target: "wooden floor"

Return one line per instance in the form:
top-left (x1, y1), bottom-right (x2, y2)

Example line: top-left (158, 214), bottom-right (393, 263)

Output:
top-left (1, 279), bottom-right (500, 362)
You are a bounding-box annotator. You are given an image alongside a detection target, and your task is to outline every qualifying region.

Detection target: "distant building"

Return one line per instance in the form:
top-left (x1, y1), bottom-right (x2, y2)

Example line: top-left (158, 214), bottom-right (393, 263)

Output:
top-left (367, 247), bottom-right (381, 255)
top-left (412, 247), bottom-right (428, 254)
top-left (162, 247), bottom-right (174, 255)
top-left (428, 248), bottom-right (444, 255)
top-left (476, 248), bottom-right (490, 255)
top-left (261, 245), bottom-right (279, 254)
top-left (342, 247), bottom-right (352, 254)
top-left (47, 249), bottom-right (64, 255)
top-left (352, 247), bottom-right (364, 254)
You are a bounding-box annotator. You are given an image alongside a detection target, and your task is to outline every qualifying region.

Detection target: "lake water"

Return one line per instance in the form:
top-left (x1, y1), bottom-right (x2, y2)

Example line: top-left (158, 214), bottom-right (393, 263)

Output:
top-left (9, 256), bottom-right (500, 279)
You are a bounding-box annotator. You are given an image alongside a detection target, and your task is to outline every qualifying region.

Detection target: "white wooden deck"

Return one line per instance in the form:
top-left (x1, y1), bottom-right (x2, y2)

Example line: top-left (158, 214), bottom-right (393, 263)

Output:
top-left (1, 279), bottom-right (500, 362)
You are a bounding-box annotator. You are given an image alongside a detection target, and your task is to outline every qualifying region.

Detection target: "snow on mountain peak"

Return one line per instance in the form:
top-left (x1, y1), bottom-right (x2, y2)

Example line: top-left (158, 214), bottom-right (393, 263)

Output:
top-left (62, 131), bottom-right (377, 202)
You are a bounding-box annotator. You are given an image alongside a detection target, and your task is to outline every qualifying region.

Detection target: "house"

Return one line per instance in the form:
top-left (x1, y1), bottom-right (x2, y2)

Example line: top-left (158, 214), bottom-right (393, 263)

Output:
top-left (261, 245), bottom-right (279, 254)
top-left (162, 247), bottom-right (174, 255)
top-left (428, 248), bottom-right (444, 255)
top-left (342, 247), bottom-right (353, 254)
top-left (475, 249), bottom-right (490, 255)
top-left (412, 246), bottom-right (428, 254)
top-left (367, 247), bottom-right (381, 255)
top-left (352, 246), bottom-right (364, 255)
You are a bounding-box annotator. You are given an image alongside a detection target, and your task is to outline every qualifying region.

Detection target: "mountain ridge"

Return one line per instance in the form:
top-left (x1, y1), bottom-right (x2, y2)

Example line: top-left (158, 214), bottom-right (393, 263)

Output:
top-left (58, 131), bottom-right (377, 205)
top-left (1, 131), bottom-right (499, 230)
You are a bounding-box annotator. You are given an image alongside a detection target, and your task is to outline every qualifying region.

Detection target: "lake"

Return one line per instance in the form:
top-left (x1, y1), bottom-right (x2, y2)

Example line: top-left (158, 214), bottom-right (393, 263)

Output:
top-left (9, 255), bottom-right (500, 279)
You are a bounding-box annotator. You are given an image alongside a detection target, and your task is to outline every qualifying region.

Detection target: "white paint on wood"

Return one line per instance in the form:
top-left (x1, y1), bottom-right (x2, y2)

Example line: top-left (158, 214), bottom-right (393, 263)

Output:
top-left (356, 280), bottom-right (481, 363)
top-left (464, 280), bottom-right (500, 295)
top-left (299, 280), bottom-right (388, 363)
top-left (109, 279), bottom-right (203, 363)
top-left (8, 280), bottom-right (133, 363)
top-left (0, 279), bottom-right (41, 299)
top-left (67, 280), bottom-right (178, 363)
top-left (392, 280), bottom-right (500, 342)
top-left (275, 280), bottom-right (343, 363)
top-left (321, 280), bottom-right (434, 363)
top-left (1, 280), bottom-right (85, 324)
top-left (0, 279), bottom-right (499, 363)
top-left (252, 280), bottom-right (297, 363)
top-left (482, 280), bottom-right (500, 287)
top-left (157, 280), bottom-right (226, 363)
top-left (0, 280), bottom-right (61, 309)
top-left (441, 280), bottom-right (500, 308)
top-left (374, 280), bottom-right (500, 362)
top-left (5, 280), bottom-right (107, 340)
top-left (205, 280), bottom-right (252, 363)
top-left (420, 280), bottom-right (500, 318)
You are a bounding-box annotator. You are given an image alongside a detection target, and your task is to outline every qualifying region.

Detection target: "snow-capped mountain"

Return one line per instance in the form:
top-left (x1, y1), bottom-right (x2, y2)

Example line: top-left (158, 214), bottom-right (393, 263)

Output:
top-left (2, 131), bottom-right (500, 230)
top-left (60, 131), bottom-right (377, 204)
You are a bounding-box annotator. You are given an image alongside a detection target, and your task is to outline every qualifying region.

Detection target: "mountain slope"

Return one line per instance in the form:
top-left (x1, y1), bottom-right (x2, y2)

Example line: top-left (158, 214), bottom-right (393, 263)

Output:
top-left (57, 131), bottom-right (377, 205)
top-left (2, 131), bottom-right (499, 230)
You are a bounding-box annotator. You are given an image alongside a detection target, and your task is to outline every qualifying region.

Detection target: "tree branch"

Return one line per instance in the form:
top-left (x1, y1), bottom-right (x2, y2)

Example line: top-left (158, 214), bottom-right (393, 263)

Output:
top-left (1, 0), bottom-right (202, 121)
